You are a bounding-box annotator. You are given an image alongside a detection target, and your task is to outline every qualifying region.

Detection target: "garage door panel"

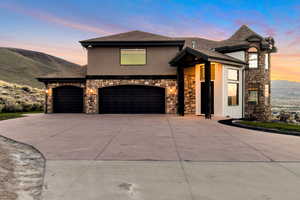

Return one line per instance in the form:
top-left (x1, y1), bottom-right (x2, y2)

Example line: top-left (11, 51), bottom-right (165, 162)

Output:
top-left (99, 85), bottom-right (165, 114)
top-left (53, 86), bottom-right (83, 113)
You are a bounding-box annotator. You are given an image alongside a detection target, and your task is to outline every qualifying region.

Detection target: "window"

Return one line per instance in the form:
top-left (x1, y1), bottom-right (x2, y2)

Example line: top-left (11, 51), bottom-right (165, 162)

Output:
top-left (228, 83), bottom-right (239, 106)
top-left (191, 40), bottom-right (197, 49)
top-left (200, 64), bottom-right (215, 81)
top-left (120, 49), bottom-right (146, 65)
top-left (248, 47), bottom-right (258, 69)
top-left (248, 90), bottom-right (258, 104)
top-left (265, 84), bottom-right (269, 105)
top-left (265, 54), bottom-right (269, 70)
top-left (228, 69), bottom-right (239, 81)
top-left (249, 53), bottom-right (258, 68)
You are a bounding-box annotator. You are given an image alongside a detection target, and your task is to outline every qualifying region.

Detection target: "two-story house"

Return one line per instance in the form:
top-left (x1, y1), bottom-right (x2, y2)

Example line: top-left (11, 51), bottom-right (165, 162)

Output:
top-left (38, 25), bottom-right (276, 120)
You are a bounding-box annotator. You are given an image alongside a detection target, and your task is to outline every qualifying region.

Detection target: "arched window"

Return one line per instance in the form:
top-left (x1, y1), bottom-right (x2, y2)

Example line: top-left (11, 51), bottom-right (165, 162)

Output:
top-left (248, 47), bottom-right (258, 69)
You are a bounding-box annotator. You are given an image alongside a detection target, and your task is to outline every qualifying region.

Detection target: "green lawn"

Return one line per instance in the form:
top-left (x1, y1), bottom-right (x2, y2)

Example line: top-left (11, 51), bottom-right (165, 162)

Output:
top-left (239, 121), bottom-right (300, 132)
top-left (0, 111), bottom-right (43, 121)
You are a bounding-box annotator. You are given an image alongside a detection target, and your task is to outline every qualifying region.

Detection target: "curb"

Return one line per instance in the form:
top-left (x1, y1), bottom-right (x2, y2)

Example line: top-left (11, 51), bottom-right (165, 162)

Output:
top-left (218, 119), bottom-right (300, 137)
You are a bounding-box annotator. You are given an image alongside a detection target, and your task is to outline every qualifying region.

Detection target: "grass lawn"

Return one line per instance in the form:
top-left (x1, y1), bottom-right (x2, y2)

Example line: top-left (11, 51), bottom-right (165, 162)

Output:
top-left (0, 111), bottom-right (43, 121)
top-left (239, 121), bottom-right (300, 132)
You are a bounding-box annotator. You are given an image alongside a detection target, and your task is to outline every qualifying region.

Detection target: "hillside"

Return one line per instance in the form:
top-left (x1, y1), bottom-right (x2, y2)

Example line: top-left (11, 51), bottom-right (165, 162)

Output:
top-left (0, 47), bottom-right (84, 88)
top-left (0, 80), bottom-right (44, 112)
top-left (271, 80), bottom-right (300, 111)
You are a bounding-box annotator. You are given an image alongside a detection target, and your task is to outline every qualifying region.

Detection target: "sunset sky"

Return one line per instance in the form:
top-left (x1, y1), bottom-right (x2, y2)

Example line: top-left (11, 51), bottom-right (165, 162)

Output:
top-left (0, 0), bottom-right (299, 82)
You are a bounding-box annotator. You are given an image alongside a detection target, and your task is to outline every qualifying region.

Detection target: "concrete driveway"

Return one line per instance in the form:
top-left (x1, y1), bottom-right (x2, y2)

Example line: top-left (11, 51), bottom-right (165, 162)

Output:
top-left (1, 114), bottom-right (300, 199)
top-left (1, 114), bottom-right (300, 161)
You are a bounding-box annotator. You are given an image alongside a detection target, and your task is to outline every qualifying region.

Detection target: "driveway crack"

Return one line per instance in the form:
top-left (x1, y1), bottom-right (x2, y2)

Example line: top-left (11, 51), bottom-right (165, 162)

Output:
top-left (93, 119), bottom-right (128, 160)
top-left (166, 117), bottom-right (195, 200)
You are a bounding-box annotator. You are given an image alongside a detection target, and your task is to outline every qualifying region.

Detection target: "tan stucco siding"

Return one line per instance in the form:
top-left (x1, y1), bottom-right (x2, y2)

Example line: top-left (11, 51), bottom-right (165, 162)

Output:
top-left (87, 46), bottom-right (178, 75)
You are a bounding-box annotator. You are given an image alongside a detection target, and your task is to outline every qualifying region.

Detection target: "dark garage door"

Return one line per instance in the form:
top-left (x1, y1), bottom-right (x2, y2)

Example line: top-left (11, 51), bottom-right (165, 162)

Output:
top-left (99, 85), bottom-right (165, 114)
top-left (53, 86), bottom-right (83, 113)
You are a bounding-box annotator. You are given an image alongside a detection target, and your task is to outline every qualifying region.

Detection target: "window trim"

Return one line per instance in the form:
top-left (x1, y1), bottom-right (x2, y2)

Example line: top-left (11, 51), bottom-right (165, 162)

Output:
top-left (228, 82), bottom-right (239, 106)
top-left (120, 48), bottom-right (147, 66)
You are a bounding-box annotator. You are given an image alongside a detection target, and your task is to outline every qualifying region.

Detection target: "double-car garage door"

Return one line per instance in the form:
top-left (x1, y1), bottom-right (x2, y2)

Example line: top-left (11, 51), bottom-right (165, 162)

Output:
top-left (99, 85), bottom-right (165, 114)
top-left (52, 85), bottom-right (165, 114)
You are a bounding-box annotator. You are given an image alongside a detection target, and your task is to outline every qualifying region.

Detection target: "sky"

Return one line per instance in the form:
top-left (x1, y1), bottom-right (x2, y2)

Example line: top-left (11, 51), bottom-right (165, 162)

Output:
top-left (0, 0), bottom-right (299, 82)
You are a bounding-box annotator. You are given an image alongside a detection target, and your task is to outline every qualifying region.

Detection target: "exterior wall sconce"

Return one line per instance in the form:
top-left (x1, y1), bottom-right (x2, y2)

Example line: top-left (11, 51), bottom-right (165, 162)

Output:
top-left (45, 89), bottom-right (50, 94)
top-left (88, 89), bottom-right (96, 95)
top-left (168, 87), bottom-right (176, 95)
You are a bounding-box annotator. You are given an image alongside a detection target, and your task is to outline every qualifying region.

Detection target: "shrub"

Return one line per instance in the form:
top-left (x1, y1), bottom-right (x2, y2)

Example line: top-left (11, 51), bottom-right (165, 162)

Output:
top-left (4, 103), bottom-right (23, 112)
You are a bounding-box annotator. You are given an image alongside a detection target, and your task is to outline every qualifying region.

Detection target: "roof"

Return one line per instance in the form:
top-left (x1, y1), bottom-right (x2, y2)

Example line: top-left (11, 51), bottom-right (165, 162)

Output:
top-left (80, 30), bottom-right (179, 42)
top-left (37, 66), bottom-right (87, 81)
top-left (169, 47), bottom-right (246, 67)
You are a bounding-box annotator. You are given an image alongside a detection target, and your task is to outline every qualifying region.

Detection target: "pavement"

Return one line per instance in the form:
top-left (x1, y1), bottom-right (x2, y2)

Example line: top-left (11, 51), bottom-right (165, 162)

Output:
top-left (1, 114), bottom-right (300, 199)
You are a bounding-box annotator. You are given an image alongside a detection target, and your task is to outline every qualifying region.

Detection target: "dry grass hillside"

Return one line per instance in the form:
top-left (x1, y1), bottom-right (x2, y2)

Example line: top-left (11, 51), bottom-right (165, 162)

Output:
top-left (0, 80), bottom-right (44, 112)
top-left (0, 47), bottom-right (83, 88)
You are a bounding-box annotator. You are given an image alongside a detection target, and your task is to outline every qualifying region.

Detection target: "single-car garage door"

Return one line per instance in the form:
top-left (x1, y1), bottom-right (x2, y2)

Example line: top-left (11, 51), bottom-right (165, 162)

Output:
top-left (53, 86), bottom-right (83, 113)
top-left (99, 85), bottom-right (165, 114)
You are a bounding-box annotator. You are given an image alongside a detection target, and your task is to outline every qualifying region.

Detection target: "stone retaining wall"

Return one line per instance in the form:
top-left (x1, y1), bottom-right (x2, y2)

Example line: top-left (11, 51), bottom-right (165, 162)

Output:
top-left (0, 136), bottom-right (45, 200)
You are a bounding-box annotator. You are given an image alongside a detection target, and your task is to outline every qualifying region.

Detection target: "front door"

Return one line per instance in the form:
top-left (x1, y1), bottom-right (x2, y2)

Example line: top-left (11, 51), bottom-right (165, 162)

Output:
top-left (201, 82), bottom-right (214, 114)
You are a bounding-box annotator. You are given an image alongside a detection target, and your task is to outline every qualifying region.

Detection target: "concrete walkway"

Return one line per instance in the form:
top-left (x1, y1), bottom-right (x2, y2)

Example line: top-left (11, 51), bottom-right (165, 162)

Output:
top-left (44, 160), bottom-right (300, 200)
top-left (1, 114), bottom-right (300, 199)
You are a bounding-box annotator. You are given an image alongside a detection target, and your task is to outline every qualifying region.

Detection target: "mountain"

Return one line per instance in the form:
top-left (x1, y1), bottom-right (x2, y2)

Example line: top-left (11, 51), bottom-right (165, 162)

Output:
top-left (0, 47), bottom-right (84, 88)
top-left (271, 80), bottom-right (300, 111)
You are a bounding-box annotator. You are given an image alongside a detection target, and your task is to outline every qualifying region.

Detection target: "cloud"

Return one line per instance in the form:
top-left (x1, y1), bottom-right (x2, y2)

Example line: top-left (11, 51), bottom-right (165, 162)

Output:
top-left (0, 3), bottom-right (113, 35)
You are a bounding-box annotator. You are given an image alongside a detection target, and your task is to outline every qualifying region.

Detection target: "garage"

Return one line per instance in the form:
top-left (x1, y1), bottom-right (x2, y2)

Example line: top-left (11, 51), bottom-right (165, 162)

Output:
top-left (53, 86), bottom-right (84, 113)
top-left (99, 85), bottom-right (165, 114)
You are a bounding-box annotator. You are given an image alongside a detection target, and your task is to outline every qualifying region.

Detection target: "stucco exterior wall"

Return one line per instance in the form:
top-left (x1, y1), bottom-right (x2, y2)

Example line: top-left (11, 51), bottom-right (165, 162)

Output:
top-left (87, 46), bottom-right (178, 75)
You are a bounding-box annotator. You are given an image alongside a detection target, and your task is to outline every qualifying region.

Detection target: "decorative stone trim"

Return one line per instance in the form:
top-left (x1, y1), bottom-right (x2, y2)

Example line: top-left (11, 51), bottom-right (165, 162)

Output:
top-left (86, 79), bottom-right (177, 114)
top-left (45, 82), bottom-right (86, 113)
top-left (184, 67), bottom-right (196, 114)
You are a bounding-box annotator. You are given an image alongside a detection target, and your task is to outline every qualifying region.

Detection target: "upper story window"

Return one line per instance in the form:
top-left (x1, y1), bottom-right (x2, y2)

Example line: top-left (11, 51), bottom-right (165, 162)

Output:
top-left (265, 53), bottom-right (269, 70)
top-left (191, 40), bottom-right (197, 49)
top-left (248, 47), bottom-right (258, 69)
top-left (120, 49), bottom-right (146, 65)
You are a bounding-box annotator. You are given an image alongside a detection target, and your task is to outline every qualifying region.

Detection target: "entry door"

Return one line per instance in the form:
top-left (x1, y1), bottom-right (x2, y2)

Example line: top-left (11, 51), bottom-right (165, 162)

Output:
top-left (99, 85), bottom-right (165, 114)
top-left (201, 82), bottom-right (214, 114)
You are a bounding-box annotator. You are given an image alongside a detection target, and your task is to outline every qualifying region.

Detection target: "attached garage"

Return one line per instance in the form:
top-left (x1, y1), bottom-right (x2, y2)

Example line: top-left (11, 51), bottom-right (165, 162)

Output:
top-left (53, 86), bottom-right (84, 113)
top-left (99, 85), bottom-right (165, 114)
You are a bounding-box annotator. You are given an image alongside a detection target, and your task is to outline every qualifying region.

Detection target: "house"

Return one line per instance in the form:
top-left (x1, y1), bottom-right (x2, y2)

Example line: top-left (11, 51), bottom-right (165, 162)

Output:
top-left (38, 25), bottom-right (276, 120)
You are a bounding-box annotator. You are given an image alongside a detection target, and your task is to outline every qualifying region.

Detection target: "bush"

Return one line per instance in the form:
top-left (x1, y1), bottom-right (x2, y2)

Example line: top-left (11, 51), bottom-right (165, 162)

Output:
top-left (4, 103), bottom-right (23, 112)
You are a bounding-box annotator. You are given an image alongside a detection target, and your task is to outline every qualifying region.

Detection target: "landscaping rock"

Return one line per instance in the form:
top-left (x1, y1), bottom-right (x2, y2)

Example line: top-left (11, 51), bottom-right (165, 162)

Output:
top-left (0, 135), bottom-right (45, 200)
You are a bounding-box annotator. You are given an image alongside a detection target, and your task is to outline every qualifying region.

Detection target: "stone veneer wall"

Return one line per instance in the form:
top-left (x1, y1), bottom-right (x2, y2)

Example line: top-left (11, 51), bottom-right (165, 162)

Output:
top-left (184, 67), bottom-right (196, 114)
top-left (0, 135), bottom-right (45, 200)
top-left (86, 79), bottom-right (177, 114)
top-left (244, 43), bottom-right (271, 121)
top-left (45, 82), bottom-right (86, 113)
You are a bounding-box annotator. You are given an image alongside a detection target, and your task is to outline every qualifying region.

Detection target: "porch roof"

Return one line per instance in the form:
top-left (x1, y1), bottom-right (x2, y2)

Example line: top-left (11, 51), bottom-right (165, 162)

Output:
top-left (169, 47), bottom-right (246, 67)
